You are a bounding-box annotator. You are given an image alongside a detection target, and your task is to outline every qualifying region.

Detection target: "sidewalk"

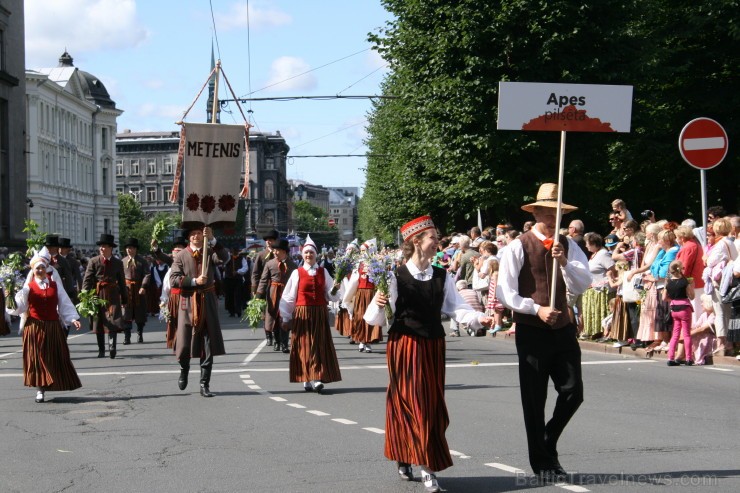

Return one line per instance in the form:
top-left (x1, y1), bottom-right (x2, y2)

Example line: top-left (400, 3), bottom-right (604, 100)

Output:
top-left (483, 330), bottom-right (740, 367)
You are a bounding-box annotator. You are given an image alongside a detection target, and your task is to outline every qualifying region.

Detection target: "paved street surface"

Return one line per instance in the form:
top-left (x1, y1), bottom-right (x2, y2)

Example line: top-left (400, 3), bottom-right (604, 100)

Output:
top-left (1, 306), bottom-right (738, 493)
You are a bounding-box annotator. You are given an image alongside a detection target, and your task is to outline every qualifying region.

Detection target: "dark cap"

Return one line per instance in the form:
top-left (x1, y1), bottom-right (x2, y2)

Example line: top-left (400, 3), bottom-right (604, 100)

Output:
top-left (604, 234), bottom-right (619, 247)
top-left (262, 229), bottom-right (280, 241)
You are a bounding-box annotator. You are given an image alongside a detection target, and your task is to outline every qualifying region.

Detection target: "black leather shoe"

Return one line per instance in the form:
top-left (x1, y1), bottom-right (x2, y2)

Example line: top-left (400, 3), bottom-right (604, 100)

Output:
top-left (537, 468), bottom-right (568, 483)
top-left (273, 342), bottom-right (281, 351)
top-left (397, 462), bottom-right (413, 481)
top-left (97, 350), bottom-right (105, 358)
top-left (109, 349), bottom-right (116, 359)
top-left (137, 334), bottom-right (144, 343)
top-left (200, 385), bottom-right (214, 397)
top-left (178, 370), bottom-right (189, 390)
top-left (282, 346), bottom-right (289, 354)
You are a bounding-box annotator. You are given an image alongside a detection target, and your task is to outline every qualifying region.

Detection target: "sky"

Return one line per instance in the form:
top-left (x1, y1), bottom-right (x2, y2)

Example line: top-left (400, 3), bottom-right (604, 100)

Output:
top-left (24, 0), bottom-right (394, 193)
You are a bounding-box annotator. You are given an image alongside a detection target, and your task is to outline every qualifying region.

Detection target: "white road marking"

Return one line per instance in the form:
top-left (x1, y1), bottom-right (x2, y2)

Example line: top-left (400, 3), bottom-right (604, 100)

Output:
top-left (287, 403), bottom-right (306, 409)
top-left (241, 339), bottom-right (267, 364)
top-left (362, 427), bottom-right (385, 434)
top-left (307, 410), bottom-right (330, 416)
top-left (705, 367), bottom-right (733, 372)
top-left (247, 385), bottom-right (261, 390)
top-left (332, 418), bottom-right (357, 425)
top-left (485, 463), bottom-right (525, 474)
top-left (269, 396), bottom-right (287, 402)
top-left (558, 484), bottom-right (590, 492)
top-left (449, 449), bottom-right (470, 459)
top-left (241, 379), bottom-right (255, 384)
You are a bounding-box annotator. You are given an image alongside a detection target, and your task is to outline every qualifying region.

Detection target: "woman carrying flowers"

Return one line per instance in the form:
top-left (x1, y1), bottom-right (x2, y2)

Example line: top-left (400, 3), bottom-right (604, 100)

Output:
top-left (365, 216), bottom-right (493, 493)
top-left (6, 247), bottom-right (82, 403)
top-left (279, 235), bottom-right (342, 393)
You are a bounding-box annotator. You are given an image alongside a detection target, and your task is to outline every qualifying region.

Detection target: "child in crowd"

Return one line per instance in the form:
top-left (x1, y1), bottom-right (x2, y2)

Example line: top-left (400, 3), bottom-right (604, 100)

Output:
top-left (599, 297), bottom-right (616, 342)
top-left (663, 260), bottom-right (695, 366)
top-left (485, 257), bottom-right (504, 334)
top-left (689, 294), bottom-right (716, 365)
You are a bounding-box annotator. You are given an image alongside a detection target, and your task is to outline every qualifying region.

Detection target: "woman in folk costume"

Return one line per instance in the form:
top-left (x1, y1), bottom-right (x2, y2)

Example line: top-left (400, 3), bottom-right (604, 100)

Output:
top-left (334, 239), bottom-right (359, 338)
top-left (7, 247), bottom-right (82, 403)
top-left (279, 235), bottom-right (342, 393)
top-left (0, 290), bottom-right (9, 336)
top-left (343, 238), bottom-right (384, 353)
top-left (365, 216), bottom-right (493, 493)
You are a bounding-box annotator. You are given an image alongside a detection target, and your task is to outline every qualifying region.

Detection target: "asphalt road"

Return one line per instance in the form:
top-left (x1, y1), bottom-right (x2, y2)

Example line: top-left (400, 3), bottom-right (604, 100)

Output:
top-left (1, 310), bottom-right (738, 493)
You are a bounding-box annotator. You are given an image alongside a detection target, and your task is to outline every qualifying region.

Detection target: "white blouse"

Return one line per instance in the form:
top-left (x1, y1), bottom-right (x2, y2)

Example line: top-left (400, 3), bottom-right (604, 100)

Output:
top-left (363, 260), bottom-right (484, 329)
top-left (8, 271), bottom-right (79, 325)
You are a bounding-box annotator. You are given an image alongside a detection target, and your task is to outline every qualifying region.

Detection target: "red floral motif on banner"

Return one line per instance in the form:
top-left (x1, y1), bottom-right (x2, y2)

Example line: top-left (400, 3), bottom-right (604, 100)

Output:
top-left (186, 193), bottom-right (200, 211)
top-left (201, 195), bottom-right (216, 213)
top-left (218, 194), bottom-right (236, 212)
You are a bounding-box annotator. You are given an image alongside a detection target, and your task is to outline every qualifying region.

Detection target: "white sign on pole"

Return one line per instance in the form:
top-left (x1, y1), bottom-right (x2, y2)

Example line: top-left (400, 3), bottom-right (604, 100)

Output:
top-left (497, 82), bottom-right (633, 133)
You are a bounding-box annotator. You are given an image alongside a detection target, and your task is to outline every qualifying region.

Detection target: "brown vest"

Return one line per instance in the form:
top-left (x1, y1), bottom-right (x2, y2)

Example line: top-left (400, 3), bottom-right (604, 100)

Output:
top-left (513, 231), bottom-right (571, 330)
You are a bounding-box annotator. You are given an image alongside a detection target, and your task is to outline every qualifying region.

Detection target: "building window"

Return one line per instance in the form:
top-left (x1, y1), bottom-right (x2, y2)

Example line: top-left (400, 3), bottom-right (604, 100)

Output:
top-left (163, 157), bottom-right (173, 174)
top-left (264, 179), bottom-right (274, 200)
top-left (147, 159), bottom-right (156, 175)
top-left (342, 218), bottom-right (348, 225)
top-left (264, 211), bottom-right (275, 225)
top-left (115, 160), bottom-right (124, 176)
top-left (147, 187), bottom-right (157, 202)
top-left (102, 168), bottom-right (108, 195)
top-left (101, 127), bottom-right (108, 150)
top-left (163, 187), bottom-right (172, 200)
top-left (265, 158), bottom-right (275, 170)
top-left (130, 159), bottom-right (139, 175)
top-left (116, 187), bottom-right (123, 195)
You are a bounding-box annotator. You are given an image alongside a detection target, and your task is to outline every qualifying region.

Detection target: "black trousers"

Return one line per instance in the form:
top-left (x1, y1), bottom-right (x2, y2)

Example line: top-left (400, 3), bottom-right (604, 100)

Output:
top-left (515, 322), bottom-right (583, 472)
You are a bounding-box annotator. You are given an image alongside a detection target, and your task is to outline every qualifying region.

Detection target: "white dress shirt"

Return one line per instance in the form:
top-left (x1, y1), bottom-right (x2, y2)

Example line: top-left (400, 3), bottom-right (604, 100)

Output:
top-left (279, 263), bottom-right (341, 323)
top-left (497, 229), bottom-right (592, 316)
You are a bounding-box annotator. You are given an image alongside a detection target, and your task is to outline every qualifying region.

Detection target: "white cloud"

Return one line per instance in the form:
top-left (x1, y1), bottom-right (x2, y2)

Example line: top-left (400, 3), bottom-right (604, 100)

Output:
top-left (263, 56), bottom-right (317, 92)
top-left (135, 103), bottom-right (186, 121)
top-left (215, 1), bottom-right (291, 31)
top-left (366, 49), bottom-right (388, 71)
top-left (25, 0), bottom-right (149, 67)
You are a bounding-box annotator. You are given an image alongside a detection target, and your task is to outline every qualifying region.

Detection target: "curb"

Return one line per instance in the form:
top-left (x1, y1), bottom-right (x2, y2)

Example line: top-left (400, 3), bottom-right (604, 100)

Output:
top-left (482, 331), bottom-right (740, 368)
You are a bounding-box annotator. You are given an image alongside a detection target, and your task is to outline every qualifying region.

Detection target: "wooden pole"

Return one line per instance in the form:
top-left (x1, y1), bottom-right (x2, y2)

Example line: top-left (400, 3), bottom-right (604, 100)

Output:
top-left (550, 130), bottom-right (567, 309)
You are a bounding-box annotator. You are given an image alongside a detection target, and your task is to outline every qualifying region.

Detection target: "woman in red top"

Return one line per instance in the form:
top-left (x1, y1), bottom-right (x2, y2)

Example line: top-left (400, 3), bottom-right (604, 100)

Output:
top-left (7, 248), bottom-right (82, 402)
top-left (279, 235), bottom-right (342, 393)
top-left (675, 225), bottom-right (705, 318)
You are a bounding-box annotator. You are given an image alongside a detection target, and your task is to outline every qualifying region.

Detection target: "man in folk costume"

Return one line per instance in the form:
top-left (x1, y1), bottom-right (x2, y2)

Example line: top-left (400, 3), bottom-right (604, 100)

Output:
top-left (121, 238), bottom-right (151, 344)
top-left (82, 234), bottom-right (128, 359)
top-left (153, 232), bottom-right (188, 349)
top-left (497, 183), bottom-right (591, 482)
top-left (169, 225), bottom-right (228, 397)
top-left (255, 238), bottom-right (297, 353)
top-left (344, 238), bottom-right (383, 353)
top-left (365, 216), bottom-right (493, 492)
top-left (59, 238), bottom-right (82, 302)
top-left (251, 229), bottom-right (280, 345)
top-left (45, 235), bottom-right (77, 301)
top-left (7, 247), bottom-right (82, 403)
top-left (223, 247), bottom-right (248, 318)
top-left (148, 257), bottom-right (168, 316)
top-left (279, 235), bottom-right (342, 393)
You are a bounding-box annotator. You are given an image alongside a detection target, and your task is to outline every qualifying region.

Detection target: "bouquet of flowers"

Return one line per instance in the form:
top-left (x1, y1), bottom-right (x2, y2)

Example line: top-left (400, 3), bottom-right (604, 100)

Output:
top-left (241, 298), bottom-right (267, 331)
top-left (330, 253), bottom-right (356, 295)
top-left (158, 302), bottom-right (170, 322)
top-left (366, 253), bottom-right (395, 324)
top-left (0, 253), bottom-right (25, 310)
top-left (75, 289), bottom-right (108, 318)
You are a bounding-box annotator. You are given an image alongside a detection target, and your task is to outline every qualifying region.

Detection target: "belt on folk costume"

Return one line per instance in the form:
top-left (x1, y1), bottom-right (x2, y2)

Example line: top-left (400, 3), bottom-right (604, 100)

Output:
top-left (269, 282), bottom-right (286, 311)
top-left (96, 280), bottom-right (118, 298)
top-left (183, 284), bottom-right (216, 333)
top-left (126, 279), bottom-right (141, 310)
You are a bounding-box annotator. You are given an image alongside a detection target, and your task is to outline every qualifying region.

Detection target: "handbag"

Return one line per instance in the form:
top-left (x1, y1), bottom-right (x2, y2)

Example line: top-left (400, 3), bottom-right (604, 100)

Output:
top-left (472, 269), bottom-right (489, 292)
top-left (622, 273), bottom-right (641, 303)
top-left (722, 280), bottom-right (740, 304)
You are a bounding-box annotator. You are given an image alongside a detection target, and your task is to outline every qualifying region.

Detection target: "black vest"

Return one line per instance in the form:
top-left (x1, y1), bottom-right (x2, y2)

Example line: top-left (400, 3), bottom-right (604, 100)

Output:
top-left (390, 264), bottom-right (446, 339)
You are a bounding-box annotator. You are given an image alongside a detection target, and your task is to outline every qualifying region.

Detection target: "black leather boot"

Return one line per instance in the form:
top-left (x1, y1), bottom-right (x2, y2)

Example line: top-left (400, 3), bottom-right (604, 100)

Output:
top-left (96, 332), bottom-right (105, 358)
top-left (123, 329), bottom-right (131, 345)
top-left (109, 334), bottom-right (117, 359)
top-left (178, 361), bottom-right (190, 390)
top-left (265, 331), bottom-right (273, 346)
top-left (280, 330), bottom-right (290, 354)
top-left (137, 326), bottom-right (144, 343)
top-left (200, 367), bottom-right (214, 397)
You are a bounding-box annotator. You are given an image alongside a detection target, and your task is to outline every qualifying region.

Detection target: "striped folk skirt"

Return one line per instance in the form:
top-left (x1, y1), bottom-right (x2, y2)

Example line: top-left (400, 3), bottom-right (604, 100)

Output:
top-left (0, 290), bottom-right (10, 336)
top-left (335, 306), bottom-right (351, 336)
top-left (22, 318), bottom-right (82, 391)
top-left (165, 292), bottom-right (181, 349)
top-left (289, 305), bottom-right (342, 384)
top-left (351, 287), bottom-right (384, 343)
top-left (384, 332), bottom-right (452, 472)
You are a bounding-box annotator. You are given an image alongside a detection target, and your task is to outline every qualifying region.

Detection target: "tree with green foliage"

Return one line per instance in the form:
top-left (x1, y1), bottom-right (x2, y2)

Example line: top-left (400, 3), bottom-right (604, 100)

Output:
top-left (292, 201), bottom-right (339, 248)
top-left (362, 0), bottom-right (738, 237)
top-left (118, 193), bottom-right (179, 253)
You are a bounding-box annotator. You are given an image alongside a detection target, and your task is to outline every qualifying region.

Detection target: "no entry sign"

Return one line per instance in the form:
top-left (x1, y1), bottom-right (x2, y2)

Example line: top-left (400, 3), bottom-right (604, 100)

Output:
top-left (679, 118), bottom-right (728, 170)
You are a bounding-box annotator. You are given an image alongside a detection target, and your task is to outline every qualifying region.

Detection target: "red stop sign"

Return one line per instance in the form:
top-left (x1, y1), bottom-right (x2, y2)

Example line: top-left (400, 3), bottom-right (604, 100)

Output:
top-left (679, 118), bottom-right (728, 170)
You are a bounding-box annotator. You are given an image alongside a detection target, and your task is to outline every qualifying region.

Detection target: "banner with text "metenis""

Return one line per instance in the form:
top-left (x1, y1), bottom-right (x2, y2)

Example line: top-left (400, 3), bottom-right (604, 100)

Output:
top-left (497, 82), bottom-right (633, 133)
top-left (176, 122), bottom-right (247, 227)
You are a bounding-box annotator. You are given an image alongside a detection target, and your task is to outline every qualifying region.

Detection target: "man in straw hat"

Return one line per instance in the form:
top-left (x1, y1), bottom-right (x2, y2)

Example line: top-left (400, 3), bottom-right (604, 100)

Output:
top-left (82, 234), bottom-right (128, 359)
top-left (497, 183), bottom-right (592, 482)
top-left (169, 225), bottom-right (227, 397)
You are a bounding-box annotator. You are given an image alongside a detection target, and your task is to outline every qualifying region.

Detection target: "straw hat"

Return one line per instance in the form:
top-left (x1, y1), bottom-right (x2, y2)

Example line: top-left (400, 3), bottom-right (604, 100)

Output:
top-left (521, 183), bottom-right (577, 214)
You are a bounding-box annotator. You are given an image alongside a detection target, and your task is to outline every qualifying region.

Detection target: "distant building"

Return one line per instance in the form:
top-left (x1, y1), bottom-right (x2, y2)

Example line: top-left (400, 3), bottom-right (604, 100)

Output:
top-left (0, 0), bottom-right (27, 248)
top-left (327, 187), bottom-right (359, 246)
top-left (25, 51), bottom-right (123, 251)
top-left (290, 179), bottom-right (330, 211)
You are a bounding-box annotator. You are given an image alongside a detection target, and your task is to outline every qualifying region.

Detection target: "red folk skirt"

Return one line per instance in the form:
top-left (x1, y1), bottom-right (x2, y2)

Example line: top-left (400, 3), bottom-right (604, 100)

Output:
top-left (22, 318), bottom-right (82, 391)
top-left (289, 305), bottom-right (342, 384)
top-left (350, 287), bottom-right (384, 343)
top-left (384, 331), bottom-right (452, 472)
top-left (335, 306), bottom-right (351, 336)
